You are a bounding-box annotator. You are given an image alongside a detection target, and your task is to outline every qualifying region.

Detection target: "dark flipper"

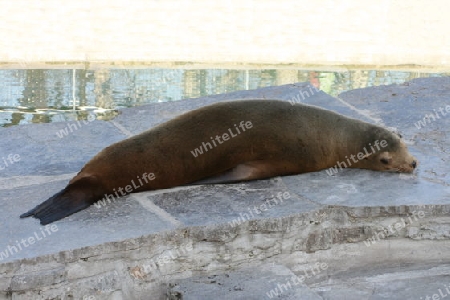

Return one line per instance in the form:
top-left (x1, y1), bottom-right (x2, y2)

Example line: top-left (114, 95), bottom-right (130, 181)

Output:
top-left (191, 160), bottom-right (294, 185)
top-left (20, 176), bottom-right (103, 225)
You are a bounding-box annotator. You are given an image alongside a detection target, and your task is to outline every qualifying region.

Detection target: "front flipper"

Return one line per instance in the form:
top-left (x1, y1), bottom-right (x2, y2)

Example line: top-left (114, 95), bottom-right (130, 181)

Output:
top-left (20, 176), bottom-right (104, 225)
top-left (192, 160), bottom-right (296, 185)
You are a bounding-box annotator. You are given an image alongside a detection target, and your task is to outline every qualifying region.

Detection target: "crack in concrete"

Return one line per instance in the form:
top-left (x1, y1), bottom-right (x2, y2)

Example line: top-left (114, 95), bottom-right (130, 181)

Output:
top-left (131, 194), bottom-right (183, 228)
top-left (335, 96), bottom-right (384, 125)
top-left (109, 120), bottom-right (134, 137)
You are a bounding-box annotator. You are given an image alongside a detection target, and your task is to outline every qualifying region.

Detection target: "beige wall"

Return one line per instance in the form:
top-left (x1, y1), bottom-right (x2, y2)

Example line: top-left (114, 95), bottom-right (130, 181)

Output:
top-left (1, 0), bottom-right (449, 68)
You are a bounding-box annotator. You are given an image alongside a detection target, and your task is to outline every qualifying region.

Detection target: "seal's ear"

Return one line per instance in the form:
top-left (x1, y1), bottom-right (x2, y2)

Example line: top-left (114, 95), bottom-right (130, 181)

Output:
top-left (387, 127), bottom-right (402, 138)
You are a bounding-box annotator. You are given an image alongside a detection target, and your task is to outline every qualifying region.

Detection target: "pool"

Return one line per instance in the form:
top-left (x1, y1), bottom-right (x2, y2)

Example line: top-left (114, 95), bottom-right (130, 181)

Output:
top-left (0, 67), bottom-right (448, 127)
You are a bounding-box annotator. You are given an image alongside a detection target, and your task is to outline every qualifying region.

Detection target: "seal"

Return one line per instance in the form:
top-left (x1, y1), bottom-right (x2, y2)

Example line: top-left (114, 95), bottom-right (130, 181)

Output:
top-left (20, 100), bottom-right (418, 225)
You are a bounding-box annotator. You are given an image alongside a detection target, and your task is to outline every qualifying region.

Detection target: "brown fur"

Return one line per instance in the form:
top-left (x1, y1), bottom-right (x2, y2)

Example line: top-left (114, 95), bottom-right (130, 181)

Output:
top-left (21, 100), bottom-right (417, 224)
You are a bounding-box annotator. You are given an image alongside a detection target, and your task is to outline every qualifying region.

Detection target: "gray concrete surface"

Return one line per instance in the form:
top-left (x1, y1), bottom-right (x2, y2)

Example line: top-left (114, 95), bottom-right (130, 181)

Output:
top-left (0, 78), bottom-right (449, 299)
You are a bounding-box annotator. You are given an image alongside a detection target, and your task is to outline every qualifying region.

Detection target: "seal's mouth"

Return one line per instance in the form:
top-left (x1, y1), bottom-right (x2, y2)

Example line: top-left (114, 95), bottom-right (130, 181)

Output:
top-left (384, 158), bottom-right (418, 173)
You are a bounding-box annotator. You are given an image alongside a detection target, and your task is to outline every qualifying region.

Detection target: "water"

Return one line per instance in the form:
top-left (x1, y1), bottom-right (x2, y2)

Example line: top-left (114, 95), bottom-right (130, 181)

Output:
top-left (0, 68), bottom-right (448, 127)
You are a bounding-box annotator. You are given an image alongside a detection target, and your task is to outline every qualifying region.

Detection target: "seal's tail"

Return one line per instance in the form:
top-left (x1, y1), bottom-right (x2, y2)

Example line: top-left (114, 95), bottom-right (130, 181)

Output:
top-left (20, 176), bottom-right (102, 225)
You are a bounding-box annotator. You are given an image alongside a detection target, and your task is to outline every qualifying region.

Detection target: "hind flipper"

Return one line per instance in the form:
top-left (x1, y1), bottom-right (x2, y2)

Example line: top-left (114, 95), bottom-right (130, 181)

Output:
top-left (191, 160), bottom-right (296, 185)
top-left (20, 176), bottom-right (103, 225)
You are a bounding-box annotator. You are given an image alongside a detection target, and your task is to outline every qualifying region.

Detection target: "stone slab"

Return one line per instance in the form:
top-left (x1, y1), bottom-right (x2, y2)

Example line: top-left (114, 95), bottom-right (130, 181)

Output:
top-left (0, 78), bottom-right (449, 299)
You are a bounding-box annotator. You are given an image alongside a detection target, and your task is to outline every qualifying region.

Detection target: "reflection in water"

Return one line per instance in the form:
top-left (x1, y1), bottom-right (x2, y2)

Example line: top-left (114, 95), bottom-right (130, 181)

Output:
top-left (20, 70), bottom-right (47, 109)
top-left (94, 70), bottom-right (114, 109)
top-left (0, 68), bottom-right (448, 127)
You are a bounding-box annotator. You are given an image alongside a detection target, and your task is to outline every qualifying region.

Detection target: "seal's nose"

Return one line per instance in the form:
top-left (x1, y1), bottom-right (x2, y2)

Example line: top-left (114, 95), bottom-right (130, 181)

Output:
top-left (411, 160), bottom-right (417, 168)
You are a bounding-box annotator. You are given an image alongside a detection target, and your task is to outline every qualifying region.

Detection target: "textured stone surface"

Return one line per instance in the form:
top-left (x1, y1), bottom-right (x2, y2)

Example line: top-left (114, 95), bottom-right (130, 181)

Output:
top-left (0, 78), bottom-right (449, 299)
top-left (168, 264), bottom-right (322, 300)
top-left (168, 261), bottom-right (450, 300)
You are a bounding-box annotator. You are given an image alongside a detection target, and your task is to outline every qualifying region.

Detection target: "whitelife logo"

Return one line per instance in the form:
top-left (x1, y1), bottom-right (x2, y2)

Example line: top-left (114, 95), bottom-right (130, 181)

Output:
top-left (94, 172), bottom-right (156, 208)
top-left (190, 121), bottom-right (253, 157)
top-left (326, 140), bottom-right (388, 176)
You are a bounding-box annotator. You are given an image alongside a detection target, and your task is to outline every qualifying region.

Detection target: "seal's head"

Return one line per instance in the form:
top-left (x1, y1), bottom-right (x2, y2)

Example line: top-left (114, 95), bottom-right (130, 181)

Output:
top-left (370, 140), bottom-right (417, 173)
top-left (355, 127), bottom-right (418, 173)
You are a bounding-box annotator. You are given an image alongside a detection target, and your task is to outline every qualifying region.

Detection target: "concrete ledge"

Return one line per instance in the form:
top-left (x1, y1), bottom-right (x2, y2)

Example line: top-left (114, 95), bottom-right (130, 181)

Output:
top-left (0, 78), bottom-right (449, 299)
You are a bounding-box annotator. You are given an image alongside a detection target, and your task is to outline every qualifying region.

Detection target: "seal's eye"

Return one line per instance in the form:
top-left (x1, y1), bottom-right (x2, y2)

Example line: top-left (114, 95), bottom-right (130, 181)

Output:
top-left (380, 158), bottom-right (390, 165)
